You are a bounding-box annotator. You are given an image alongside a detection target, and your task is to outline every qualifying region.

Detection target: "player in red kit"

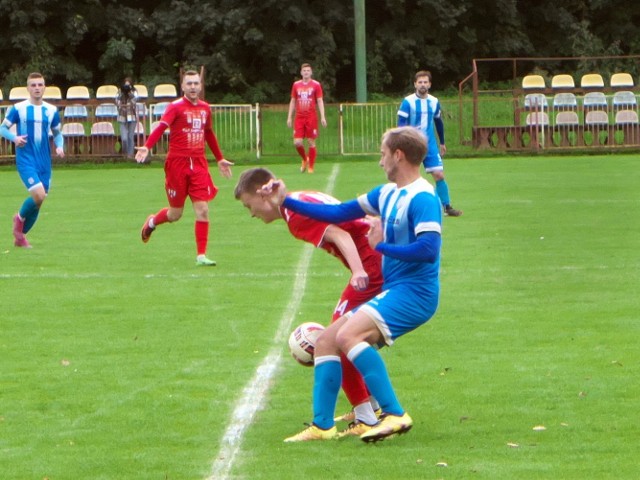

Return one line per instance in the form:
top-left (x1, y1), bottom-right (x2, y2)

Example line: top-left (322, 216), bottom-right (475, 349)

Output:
top-left (135, 71), bottom-right (234, 266)
top-left (286, 63), bottom-right (327, 174)
top-left (234, 167), bottom-right (382, 437)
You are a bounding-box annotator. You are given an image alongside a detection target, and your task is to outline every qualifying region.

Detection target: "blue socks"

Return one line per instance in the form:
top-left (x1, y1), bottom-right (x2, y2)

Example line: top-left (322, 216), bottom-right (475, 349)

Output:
top-left (435, 179), bottom-right (451, 207)
top-left (19, 197), bottom-right (40, 234)
top-left (312, 356), bottom-right (342, 429)
top-left (348, 342), bottom-right (403, 416)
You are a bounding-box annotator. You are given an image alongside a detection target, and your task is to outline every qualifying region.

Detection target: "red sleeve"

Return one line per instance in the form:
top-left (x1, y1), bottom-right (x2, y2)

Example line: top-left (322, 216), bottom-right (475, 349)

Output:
top-left (205, 128), bottom-right (224, 161)
top-left (315, 81), bottom-right (324, 99)
top-left (145, 121), bottom-right (169, 149)
top-left (284, 208), bottom-right (329, 247)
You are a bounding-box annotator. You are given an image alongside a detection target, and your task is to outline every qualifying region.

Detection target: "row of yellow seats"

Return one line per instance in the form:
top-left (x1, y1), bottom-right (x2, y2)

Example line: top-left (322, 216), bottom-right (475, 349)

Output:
top-left (1, 84), bottom-right (178, 101)
top-left (523, 72), bottom-right (635, 90)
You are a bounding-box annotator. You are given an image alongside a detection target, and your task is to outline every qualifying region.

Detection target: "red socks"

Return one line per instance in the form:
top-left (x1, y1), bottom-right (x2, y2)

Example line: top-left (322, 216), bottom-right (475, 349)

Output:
top-left (153, 208), bottom-right (170, 226)
top-left (308, 146), bottom-right (317, 169)
top-left (295, 145), bottom-right (306, 160)
top-left (195, 220), bottom-right (209, 256)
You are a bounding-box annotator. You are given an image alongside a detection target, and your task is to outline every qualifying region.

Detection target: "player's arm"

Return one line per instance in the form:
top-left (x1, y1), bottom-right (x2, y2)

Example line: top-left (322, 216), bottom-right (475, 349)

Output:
top-left (135, 121), bottom-right (168, 163)
top-left (434, 115), bottom-right (446, 155)
top-left (397, 100), bottom-right (410, 127)
top-left (282, 196), bottom-right (366, 224)
top-left (323, 225), bottom-right (369, 291)
top-left (51, 118), bottom-right (65, 158)
top-left (286, 97), bottom-right (296, 128)
top-left (317, 97), bottom-right (327, 127)
top-left (205, 128), bottom-right (233, 178)
top-left (375, 231), bottom-right (440, 263)
top-left (0, 110), bottom-right (26, 146)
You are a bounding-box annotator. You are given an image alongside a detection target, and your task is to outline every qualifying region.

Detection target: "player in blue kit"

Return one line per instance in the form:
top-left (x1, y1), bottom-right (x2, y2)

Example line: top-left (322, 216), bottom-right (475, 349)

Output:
top-left (0, 72), bottom-right (64, 248)
top-left (260, 126), bottom-right (442, 443)
top-left (398, 70), bottom-right (462, 217)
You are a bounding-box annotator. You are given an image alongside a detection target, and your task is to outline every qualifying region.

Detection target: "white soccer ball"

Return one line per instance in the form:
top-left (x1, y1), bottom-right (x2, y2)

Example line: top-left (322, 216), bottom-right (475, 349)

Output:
top-left (288, 322), bottom-right (325, 367)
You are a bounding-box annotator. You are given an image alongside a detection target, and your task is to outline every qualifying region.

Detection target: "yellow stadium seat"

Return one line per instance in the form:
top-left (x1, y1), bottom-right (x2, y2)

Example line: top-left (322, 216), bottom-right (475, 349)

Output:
top-left (580, 73), bottom-right (605, 89)
top-left (610, 73), bottom-right (634, 88)
top-left (134, 84), bottom-right (149, 99)
top-left (66, 85), bottom-right (91, 100)
top-left (9, 87), bottom-right (29, 101)
top-left (96, 85), bottom-right (118, 99)
top-left (153, 83), bottom-right (178, 98)
top-left (522, 75), bottom-right (545, 90)
top-left (43, 86), bottom-right (62, 100)
top-left (551, 74), bottom-right (575, 89)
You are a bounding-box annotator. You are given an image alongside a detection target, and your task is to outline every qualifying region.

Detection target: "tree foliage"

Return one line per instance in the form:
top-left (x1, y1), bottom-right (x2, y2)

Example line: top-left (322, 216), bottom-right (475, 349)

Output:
top-left (0, 0), bottom-right (638, 101)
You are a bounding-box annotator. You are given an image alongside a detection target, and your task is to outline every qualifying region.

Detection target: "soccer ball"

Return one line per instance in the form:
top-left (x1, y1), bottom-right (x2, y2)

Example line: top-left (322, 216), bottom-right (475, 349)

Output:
top-left (288, 322), bottom-right (325, 367)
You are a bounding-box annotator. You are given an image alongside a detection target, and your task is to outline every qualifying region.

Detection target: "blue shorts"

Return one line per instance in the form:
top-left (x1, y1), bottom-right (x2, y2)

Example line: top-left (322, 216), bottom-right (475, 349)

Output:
top-left (422, 152), bottom-right (443, 172)
top-left (354, 283), bottom-right (439, 345)
top-left (17, 162), bottom-right (50, 192)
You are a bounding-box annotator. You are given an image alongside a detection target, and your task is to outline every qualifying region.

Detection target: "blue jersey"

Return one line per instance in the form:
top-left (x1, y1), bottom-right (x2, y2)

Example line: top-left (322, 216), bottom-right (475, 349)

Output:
top-left (1, 100), bottom-right (62, 173)
top-left (397, 93), bottom-right (442, 168)
top-left (357, 177), bottom-right (442, 294)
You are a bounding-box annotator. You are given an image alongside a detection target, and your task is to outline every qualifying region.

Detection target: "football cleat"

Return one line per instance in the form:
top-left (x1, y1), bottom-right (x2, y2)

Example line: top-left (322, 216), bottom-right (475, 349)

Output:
top-left (14, 236), bottom-right (32, 248)
top-left (444, 205), bottom-right (463, 217)
top-left (284, 424), bottom-right (337, 442)
top-left (300, 158), bottom-right (308, 173)
top-left (141, 215), bottom-right (155, 243)
top-left (337, 421), bottom-right (375, 438)
top-left (360, 412), bottom-right (413, 443)
top-left (196, 255), bottom-right (217, 266)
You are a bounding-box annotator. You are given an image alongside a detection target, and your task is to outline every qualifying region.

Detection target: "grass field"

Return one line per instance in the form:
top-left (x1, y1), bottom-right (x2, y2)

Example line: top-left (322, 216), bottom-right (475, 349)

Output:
top-left (1, 154), bottom-right (638, 480)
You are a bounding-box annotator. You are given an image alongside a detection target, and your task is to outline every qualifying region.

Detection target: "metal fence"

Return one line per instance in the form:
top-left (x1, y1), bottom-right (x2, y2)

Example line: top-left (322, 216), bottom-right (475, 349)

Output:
top-left (0, 100), bottom-right (460, 162)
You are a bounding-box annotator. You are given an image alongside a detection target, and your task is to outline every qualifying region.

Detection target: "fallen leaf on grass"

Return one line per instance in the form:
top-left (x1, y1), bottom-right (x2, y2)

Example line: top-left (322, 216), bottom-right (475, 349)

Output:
top-left (507, 442), bottom-right (519, 448)
top-left (60, 359), bottom-right (71, 367)
top-left (532, 425), bottom-right (546, 431)
top-left (436, 462), bottom-right (448, 467)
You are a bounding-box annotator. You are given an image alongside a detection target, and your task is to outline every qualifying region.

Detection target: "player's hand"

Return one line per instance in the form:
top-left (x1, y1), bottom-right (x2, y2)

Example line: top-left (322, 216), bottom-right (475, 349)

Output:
top-left (14, 135), bottom-right (27, 147)
top-left (321, 118), bottom-right (327, 128)
top-left (350, 270), bottom-right (370, 291)
top-left (258, 178), bottom-right (287, 206)
top-left (440, 144), bottom-right (447, 157)
top-left (286, 118), bottom-right (292, 128)
top-left (217, 159), bottom-right (234, 179)
top-left (55, 147), bottom-right (65, 158)
top-left (365, 215), bottom-right (383, 249)
top-left (135, 146), bottom-right (149, 163)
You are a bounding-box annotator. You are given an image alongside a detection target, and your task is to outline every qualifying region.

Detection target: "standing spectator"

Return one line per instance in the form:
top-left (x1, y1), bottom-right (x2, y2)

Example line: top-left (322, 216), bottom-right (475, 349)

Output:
top-left (135, 70), bottom-right (234, 266)
top-left (116, 77), bottom-right (138, 158)
top-left (0, 72), bottom-right (64, 248)
top-left (261, 127), bottom-right (442, 442)
top-left (398, 70), bottom-right (462, 216)
top-left (286, 63), bottom-right (327, 174)
top-left (234, 167), bottom-right (383, 437)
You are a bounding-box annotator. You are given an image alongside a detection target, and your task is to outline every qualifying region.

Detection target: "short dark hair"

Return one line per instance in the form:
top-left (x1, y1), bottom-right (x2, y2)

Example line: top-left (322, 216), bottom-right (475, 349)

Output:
top-left (414, 70), bottom-right (432, 82)
top-left (382, 127), bottom-right (427, 166)
top-left (234, 167), bottom-right (276, 199)
top-left (301, 63), bottom-right (312, 70)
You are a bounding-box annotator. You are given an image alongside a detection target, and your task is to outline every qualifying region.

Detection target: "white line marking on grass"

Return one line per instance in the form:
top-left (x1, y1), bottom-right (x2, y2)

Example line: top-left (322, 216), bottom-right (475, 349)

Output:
top-left (207, 164), bottom-right (341, 480)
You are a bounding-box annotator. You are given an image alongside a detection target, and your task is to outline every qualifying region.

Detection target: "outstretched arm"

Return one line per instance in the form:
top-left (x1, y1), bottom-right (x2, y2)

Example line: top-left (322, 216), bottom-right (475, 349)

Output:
top-left (282, 196), bottom-right (366, 224)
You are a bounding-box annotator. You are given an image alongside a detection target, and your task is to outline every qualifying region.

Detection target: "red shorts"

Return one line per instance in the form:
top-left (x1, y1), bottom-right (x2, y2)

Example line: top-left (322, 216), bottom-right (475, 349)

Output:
top-left (293, 115), bottom-right (319, 139)
top-left (332, 257), bottom-right (384, 322)
top-left (163, 155), bottom-right (218, 208)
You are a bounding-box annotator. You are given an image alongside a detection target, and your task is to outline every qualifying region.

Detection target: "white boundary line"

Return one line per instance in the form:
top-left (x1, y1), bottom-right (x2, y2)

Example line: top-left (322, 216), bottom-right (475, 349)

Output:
top-left (207, 164), bottom-right (341, 480)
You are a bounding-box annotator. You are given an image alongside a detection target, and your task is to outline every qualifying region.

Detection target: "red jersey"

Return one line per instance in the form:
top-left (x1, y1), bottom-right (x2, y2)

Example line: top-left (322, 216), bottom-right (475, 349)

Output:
top-left (290, 80), bottom-right (323, 117)
top-left (281, 191), bottom-right (381, 275)
top-left (152, 97), bottom-right (223, 159)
